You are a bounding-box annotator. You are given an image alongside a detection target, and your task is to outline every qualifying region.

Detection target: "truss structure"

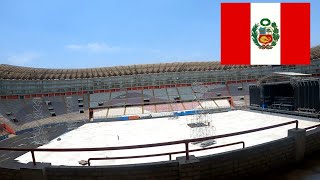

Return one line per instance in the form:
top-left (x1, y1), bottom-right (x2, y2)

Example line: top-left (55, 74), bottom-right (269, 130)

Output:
top-left (188, 112), bottom-right (216, 147)
top-left (32, 97), bottom-right (49, 145)
top-left (188, 82), bottom-right (216, 147)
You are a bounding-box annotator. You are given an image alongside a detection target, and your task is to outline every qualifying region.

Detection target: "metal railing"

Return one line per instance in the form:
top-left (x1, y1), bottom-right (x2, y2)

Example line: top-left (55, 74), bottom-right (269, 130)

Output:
top-left (87, 141), bottom-right (245, 166)
top-left (305, 124), bottom-right (320, 131)
top-left (0, 120), bottom-right (298, 166)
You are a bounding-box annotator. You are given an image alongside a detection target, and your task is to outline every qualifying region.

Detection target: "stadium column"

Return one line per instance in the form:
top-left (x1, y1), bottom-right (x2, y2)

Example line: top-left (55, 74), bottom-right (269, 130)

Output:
top-left (288, 128), bottom-right (306, 162)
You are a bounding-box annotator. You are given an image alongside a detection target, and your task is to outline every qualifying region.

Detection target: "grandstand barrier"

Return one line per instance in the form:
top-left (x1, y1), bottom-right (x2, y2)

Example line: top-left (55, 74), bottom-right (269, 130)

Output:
top-left (128, 115), bottom-right (140, 120)
top-left (14, 122), bottom-right (81, 135)
top-left (139, 114), bottom-right (152, 120)
top-left (15, 123), bottom-right (58, 135)
top-left (100, 108), bottom-right (229, 122)
top-left (151, 112), bottom-right (174, 118)
top-left (118, 115), bottom-right (141, 121)
top-left (173, 110), bottom-right (198, 117)
top-left (3, 123), bottom-right (15, 134)
top-left (90, 95), bottom-right (231, 109)
top-left (15, 128), bottom-right (35, 135)
top-left (117, 116), bottom-right (129, 121)
top-left (16, 124), bottom-right (56, 135)
top-left (185, 110), bottom-right (197, 115)
top-left (0, 134), bottom-right (9, 141)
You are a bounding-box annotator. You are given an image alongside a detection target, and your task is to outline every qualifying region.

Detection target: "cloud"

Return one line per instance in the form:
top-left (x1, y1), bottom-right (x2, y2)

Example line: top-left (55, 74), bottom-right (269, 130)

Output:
top-left (5, 52), bottom-right (41, 66)
top-left (65, 42), bottom-right (120, 53)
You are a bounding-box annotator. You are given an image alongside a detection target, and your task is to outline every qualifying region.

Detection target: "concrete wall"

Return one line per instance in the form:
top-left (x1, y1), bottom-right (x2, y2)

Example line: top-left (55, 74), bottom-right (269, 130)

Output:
top-left (0, 167), bottom-right (21, 180)
top-left (1, 127), bottom-right (320, 179)
top-left (46, 161), bottom-right (179, 180)
top-left (305, 128), bottom-right (320, 155)
top-left (179, 137), bottom-right (295, 179)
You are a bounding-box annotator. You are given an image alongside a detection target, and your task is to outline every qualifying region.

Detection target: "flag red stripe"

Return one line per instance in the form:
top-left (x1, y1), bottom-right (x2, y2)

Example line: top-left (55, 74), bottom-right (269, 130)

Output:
top-left (221, 3), bottom-right (251, 65)
top-left (281, 3), bottom-right (310, 65)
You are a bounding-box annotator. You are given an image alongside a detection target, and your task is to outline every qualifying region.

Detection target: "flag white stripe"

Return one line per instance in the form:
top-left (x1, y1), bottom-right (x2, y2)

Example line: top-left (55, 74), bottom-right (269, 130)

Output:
top-left (250, 3), bottom-right (281, 65)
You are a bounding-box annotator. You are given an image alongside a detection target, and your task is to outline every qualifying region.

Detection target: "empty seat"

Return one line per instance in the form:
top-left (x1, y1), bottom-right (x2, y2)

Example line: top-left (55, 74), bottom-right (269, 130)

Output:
top-left (94, 109), bottom-right (108, 119)
top-left (215, 99), bottom-right (231, 109)
top-left (156, 104), bottom-right (172, 113)
top-left (143, 89), bottom-right (154, 97)
top-left (180, 94), bottom-right (196, 101)
top-left (200, 101), bottom-right (218, 109)
top-left (183, 102), bottom-right (201, 110)
top-left (177, 87), bottom-right (193, 95)
top-left (154, 89), bottom-right (169, 100)
top-left (107, 107), bottom-right (125, 117)
top-left (143, 105), bottom-right (157, 113)
top-left (167, 88), bottom-right (179, 96)
top-left (90, 93), bottom-right (110, 102)
top-left (90, 102), bottom-right (99, 108)
top-left (110, 91), bottom-right (126, 99)
top-left (170, 103), bottom-right (185, 111)
top-left (125, 106), bottom-right (143, 115)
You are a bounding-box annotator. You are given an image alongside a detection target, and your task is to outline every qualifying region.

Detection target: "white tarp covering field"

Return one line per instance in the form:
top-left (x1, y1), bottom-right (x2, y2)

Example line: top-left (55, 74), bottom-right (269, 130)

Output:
top-left (16, 110), bottom-right (318, 166)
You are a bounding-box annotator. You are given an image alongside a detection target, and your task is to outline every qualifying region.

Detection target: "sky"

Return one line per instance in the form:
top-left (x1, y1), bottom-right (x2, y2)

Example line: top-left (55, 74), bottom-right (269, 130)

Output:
top-left (0, 0), bottom-right (319, 68)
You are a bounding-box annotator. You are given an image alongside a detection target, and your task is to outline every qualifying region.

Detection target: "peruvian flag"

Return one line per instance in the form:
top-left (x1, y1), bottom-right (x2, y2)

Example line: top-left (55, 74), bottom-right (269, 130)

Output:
top-left (221, 3), bottom-right (310, 65)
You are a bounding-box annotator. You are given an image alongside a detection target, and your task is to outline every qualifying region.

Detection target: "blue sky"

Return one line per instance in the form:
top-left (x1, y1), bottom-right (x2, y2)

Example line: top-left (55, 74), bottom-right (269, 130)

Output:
top-left (0, 0), bottom-right (319, 68)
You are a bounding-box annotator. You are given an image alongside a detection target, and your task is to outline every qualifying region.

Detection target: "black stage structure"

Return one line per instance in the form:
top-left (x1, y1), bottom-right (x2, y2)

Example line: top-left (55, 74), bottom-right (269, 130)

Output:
top-left (249, 72), bottom-right (320, 118)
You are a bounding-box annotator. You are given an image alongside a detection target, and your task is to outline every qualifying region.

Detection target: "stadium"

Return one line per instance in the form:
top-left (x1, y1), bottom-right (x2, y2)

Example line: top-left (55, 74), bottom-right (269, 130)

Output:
top-left (0, 46), bottom-right (319, 179)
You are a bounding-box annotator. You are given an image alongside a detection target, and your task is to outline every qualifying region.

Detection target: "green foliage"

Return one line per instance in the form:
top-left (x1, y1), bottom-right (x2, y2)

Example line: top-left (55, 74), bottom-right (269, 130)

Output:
top-left (273, 33), bottom-right (279, 41)
top-left (273, 28), bottom-right (279, 34)
top-left (271, 22), bottom-right (279, 47)
top-left (251, 23), bottom-right (261, 47)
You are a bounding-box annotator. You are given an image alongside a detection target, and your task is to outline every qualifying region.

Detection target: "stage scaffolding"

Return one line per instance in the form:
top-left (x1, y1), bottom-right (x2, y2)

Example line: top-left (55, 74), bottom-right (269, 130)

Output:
top-left (188, 82), bottom-right (217, 147)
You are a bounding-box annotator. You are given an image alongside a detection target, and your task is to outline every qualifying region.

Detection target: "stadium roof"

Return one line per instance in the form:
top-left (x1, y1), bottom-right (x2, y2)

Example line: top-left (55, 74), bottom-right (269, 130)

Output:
top-left (258, 72), bottom-right (315, 85)
top-left (273, 72), bottom-right (311, 76)
top-left (311, 45), bottom-right (320, 60)
top-left (0, 62), bottom-right (252, 80)
top-left (1, 46), bottom-right (320, 80)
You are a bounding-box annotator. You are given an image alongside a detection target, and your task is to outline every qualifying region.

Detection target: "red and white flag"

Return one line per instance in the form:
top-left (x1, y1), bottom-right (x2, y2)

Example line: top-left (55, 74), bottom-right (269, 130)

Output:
top-left (221, 3), bottom-right (310, 65)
